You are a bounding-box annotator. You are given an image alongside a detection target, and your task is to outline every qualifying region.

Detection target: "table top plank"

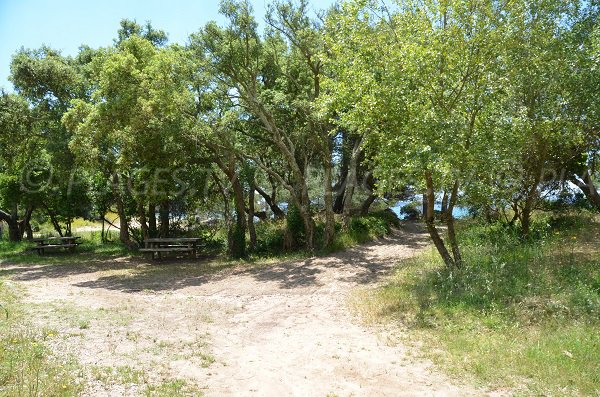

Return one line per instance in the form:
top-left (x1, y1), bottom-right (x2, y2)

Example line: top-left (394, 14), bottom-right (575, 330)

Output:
top-left (32, 236), bottom-right (81, 242)
top-left (144, 238), bottom-right (202, 243)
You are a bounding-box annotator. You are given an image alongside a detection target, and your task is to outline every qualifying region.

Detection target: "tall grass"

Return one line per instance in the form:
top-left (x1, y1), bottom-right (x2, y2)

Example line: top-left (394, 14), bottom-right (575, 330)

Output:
top-left (356, 212), bottom-right (600, 395)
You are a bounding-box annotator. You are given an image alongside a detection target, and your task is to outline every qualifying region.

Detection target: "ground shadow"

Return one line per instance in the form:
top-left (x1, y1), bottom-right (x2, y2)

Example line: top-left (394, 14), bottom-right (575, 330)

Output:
top-left (2, 222), bottom-right (429, 294)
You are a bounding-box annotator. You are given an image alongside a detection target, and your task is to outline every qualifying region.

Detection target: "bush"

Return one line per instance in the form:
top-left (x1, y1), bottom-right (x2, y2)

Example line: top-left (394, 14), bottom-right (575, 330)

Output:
top-left (359, 213), bottom-right (600, 395)
top-left (399, 202), bottom-right (421, 220)
top-left (285, 205), bottom-right (305, 246)
top-left (254, 221), bottom-right (286, 256)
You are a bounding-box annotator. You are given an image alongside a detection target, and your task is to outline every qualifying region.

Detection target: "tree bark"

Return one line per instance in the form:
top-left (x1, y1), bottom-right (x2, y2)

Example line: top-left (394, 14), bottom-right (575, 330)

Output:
top-left (159, 200), bottom-right (169, 237)
top-left (230, 172), bottom-right (246, 258)
top-left (215, 157), bottom-right (246, 258)
top-left (425, 171), bottom-right (455, 268)
top-left (342, 135), bottom-right (362, 225)
top-left (445, 180), bottom-right (462, 268)
top-left (45, 206), bottom-right (64, 237)
top-left (138, 201), bottom-right (149, 240)
top-left (359, 194), bottom-right (376, 216)
top-left (323, 154), bottom-right (335, 248)
top-left (358, 173), bottom-right (376, 216)
top-left (570, 170), bottom-right (600, 209)
top-left (333, 130), bottom-right (350, 214)
top-left (247, 186), bottom-right (257, 251)
top-left (148, 203), bottom-right (157, 237)
top-left (112, 173), bottom-right (133, 248)
top-left (0, 205), bottom-right (32, 243)
top-left (254, 185), bottom-right (284, 219)
top-left (440, 190), bottom-right (449, 221)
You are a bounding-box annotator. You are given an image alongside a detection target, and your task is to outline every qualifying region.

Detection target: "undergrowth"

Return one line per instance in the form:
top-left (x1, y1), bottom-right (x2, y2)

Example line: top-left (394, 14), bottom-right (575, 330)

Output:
top-left (355, 212), bottom-right (600, 396)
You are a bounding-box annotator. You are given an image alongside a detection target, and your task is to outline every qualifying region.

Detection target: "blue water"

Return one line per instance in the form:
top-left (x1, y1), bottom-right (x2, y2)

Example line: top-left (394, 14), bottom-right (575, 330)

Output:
top-left (390, 199), bottom-right (470, 220)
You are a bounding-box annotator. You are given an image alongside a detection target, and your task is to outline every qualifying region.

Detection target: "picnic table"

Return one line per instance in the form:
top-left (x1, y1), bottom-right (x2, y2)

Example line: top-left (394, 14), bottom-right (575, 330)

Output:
top-left (140, 237), bottom-right (202, 259)
top-left (32, 236), bottom-right (82, 255)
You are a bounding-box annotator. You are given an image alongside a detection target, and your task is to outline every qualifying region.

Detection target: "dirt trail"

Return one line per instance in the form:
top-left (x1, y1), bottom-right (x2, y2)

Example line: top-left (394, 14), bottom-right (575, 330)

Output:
top-left (3, 224), bottom-right (481, 396)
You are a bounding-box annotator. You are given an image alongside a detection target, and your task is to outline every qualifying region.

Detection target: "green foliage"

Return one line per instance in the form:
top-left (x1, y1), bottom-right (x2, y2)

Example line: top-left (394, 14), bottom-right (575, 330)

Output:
top-left (254, 220), bottom-right (286, 256)
top-left (330, 210), bottom-right (400, 252)
top-left (252, 209), bottom-right (400, 257)
top-left (229, 222), bottom-right (246, 259)
top-left (398, 202), bottom-right (420, 220)
top-left (359, 214), bottom-right (600, 395)
top-left (285, 205), bottom-right (305, 245)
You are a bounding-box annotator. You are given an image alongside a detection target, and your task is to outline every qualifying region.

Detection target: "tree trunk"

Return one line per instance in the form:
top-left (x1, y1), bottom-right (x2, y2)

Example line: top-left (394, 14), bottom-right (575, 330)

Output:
top-left (323, 155), bottom-right (335, 248)
top-left (254, 185), bottom-right (284, 219)
top-left (148, 203), bottom-right (157, 237)
top-left (445, 180), bottom-right (462, 268)
top-left (25, 222), bottom-right (33, 240)
top-left (425, 171), bottom-right (455, 268)
top-left (0, 205), bottom-right (29, 243)
top-left (359, 194), bottom-right (376, 216)
top-left (46, 209), bottom-right (63, 237)
top-left (570, 170), bottom-right (600, 209)
top-left (112, 173), bottom-right (133, 248)
top-left (138, 201), bottom-right (149, 240)
top-left (159, 200), bottom-right (169, 237)
top-left (358, 173), bottom-right (376, 216)
top-left (215, 157), bottom-right (247, 259)
top-left (247, 186), bottom-right (257, 251)
top-left (19, 205), bottom-right (34, 240)
top-left (8, 222), bottom-right (20, 242)
top-left (440, 190), bottom-right (449, 221)
top-left (230, 172), bottom-right (246, 258)
top-left (422, 193), bottom-right (428, 220)
top-left (65, 218), bottom-right (72, 237)
top-left (333, 130), bottom-right (350, 214)
top-left (301, 208), bottom-right (316, 251)
top-left (520, 179), bottom-right (540, 238)
top-left (342, 135), bottom-right (362, 225)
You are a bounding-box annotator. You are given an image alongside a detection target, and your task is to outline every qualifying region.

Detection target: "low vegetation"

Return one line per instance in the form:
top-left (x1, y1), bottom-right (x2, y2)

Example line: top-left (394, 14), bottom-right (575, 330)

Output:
top-left (0, 281), bottom-right (82, 397)
top-left (355, 213), bottom-right (600, 395)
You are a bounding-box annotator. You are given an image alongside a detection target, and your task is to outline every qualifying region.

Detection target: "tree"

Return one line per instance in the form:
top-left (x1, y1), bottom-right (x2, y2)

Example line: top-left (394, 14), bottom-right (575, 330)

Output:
top-left (324, 0), bottom-right (508, 267)
top-left (10, 45), bottom-right (91, 236)
top-left (193, 0), bottom-right (335, 251)
top-left (64, 34), bottom-right (195, 247)
top-left (0, 91), bottom-right (43, 241)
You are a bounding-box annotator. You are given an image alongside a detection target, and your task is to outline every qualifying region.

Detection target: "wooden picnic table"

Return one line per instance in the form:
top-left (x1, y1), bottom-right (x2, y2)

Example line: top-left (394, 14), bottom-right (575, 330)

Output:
top-left (32, 236), bottom-right (82, 255)
top-left (140, 237), bottom-right (202, 259)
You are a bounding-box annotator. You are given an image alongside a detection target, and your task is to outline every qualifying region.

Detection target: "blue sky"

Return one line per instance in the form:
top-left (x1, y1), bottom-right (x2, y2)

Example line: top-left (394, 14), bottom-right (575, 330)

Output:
top-left (0, 0), bottom-right (333, 91)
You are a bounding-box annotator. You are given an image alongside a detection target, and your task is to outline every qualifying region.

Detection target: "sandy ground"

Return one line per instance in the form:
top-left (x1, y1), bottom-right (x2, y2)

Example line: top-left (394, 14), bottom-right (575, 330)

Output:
top-left (2, 224), bottom-right (483, 396)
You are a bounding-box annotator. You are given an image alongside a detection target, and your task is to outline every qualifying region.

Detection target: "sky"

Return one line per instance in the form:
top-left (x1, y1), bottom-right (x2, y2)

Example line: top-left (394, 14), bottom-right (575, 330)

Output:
top-left (0, 0), bottom-right (334, 91)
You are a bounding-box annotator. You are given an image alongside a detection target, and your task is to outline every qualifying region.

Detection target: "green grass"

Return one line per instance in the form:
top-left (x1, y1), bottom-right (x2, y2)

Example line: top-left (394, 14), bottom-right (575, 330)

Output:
top-left (0, 280), bottom-right (83, 397)
top-left (144, 379), bottom-right (203, 397)
top-left (354, 212), bottom-right (600, 396)
top-left (0, 230), bottom-right (130, 265)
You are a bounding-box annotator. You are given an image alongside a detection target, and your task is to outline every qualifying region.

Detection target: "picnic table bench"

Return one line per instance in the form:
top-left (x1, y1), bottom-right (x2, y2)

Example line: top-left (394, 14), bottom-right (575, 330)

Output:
top-left (140, 237), bottom-right (202, 259)
top-left (32, 236), bottom-right (82, 255)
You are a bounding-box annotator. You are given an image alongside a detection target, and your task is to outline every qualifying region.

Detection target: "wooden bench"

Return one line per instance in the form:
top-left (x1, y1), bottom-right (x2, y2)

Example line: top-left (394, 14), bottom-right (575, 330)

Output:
top-left (141, 238), bottom-right (202, 259)
top-left (32, 236), bottom-right (82, 255)
top-left (35, 244), bottom-right (79, 255)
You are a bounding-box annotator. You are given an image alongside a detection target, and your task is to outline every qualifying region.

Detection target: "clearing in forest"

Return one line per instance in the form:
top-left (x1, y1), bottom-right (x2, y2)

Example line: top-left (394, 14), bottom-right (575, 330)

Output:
top-left (2, 225), bottom-right (484, 396)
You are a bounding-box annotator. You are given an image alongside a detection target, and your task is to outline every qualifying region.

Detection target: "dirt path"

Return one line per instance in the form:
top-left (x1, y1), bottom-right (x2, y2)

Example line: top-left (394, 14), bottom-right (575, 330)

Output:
top-left (2, 224), bottom-right (481, 396)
